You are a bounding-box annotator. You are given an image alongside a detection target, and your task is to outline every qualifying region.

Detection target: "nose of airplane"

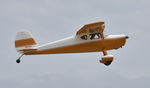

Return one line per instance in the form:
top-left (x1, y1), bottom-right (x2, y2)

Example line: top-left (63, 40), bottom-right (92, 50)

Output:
top-left (106, 35), bottom-right (129, 39)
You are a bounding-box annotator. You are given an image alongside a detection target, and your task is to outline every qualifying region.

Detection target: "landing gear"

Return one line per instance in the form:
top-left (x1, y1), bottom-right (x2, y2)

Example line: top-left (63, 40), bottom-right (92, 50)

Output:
top-left (99, 49), bottom-right (114, 66)
top-left (16, 53), bottom-right (24, 63)
top-left (16, 59), bottom-right (20, 63)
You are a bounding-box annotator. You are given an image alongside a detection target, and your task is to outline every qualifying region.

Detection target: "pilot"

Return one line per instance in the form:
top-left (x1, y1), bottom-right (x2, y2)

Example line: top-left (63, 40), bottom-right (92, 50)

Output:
top-left (90, 33), bottom-right (101, 40)
top-left (90, 34), bottom-right (95, 40)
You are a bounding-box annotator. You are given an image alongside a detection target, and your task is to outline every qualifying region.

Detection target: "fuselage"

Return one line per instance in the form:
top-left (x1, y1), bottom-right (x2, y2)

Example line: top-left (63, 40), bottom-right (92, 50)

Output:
top-left (26, 34), bottom-right (128, 55)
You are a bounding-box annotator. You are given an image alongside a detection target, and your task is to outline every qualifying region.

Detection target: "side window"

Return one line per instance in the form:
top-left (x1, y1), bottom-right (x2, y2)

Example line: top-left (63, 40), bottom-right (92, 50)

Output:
top-left (80, 35), bottom-right (87, 40)
top-left (90, 33), bottom-right (102, 40)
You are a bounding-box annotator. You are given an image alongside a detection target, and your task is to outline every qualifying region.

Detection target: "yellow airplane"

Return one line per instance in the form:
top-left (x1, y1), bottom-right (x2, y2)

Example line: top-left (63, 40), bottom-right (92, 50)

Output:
top-left (15, 22), bottom-right (129, 66)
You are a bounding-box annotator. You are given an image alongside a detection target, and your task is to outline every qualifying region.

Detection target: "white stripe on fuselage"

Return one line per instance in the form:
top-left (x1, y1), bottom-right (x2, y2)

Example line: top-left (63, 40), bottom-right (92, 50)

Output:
top-left (36, 34), bottom-right (126, 51)
top-left (36, 36), bottom-right (99, 51)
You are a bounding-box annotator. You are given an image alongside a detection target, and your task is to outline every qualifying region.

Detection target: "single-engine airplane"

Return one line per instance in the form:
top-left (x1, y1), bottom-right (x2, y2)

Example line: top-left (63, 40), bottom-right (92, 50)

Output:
top-left (15, 21), bottom-right (128, 66)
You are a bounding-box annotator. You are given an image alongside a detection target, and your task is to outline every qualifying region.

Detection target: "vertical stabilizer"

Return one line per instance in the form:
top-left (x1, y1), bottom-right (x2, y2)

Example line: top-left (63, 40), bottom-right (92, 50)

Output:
top-left (15, 31), bottom-right (37, 53)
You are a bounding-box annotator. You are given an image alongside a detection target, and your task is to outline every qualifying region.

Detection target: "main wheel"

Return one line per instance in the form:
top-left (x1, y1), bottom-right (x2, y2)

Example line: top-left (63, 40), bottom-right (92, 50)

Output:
top-left (104, 61), bottom-right (112, 66)
top-left (100, 55), bottom-right (114, 66)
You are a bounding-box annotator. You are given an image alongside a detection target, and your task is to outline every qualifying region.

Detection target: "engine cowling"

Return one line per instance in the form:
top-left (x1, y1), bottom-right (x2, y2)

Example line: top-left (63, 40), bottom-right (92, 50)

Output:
top-left (100, 55), bottom-right (114, 66)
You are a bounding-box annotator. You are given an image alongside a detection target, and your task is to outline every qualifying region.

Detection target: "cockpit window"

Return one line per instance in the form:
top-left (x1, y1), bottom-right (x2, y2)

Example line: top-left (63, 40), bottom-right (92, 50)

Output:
top-left (80, 35), bottom-right (87, 40)
top-left (90, 33), bottom-right (102, 40)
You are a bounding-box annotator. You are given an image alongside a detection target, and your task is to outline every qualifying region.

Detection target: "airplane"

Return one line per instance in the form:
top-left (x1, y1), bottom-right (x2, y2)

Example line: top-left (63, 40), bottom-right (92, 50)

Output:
top-left (15, 21), bottom-right (129, 66)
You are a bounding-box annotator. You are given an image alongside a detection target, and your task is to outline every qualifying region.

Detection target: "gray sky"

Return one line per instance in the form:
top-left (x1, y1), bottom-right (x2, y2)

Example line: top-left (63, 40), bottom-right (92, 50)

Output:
top-left (0, 0), bottom-right (150, 88)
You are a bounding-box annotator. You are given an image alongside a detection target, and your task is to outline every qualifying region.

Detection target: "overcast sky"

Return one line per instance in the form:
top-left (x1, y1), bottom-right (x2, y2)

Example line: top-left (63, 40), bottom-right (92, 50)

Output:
top-left (0, 0), bottom-right (150, 88)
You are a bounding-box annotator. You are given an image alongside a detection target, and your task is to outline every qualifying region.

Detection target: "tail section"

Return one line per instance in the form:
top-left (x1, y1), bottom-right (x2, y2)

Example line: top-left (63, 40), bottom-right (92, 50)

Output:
top-left (15, 31), bottom-right (37, 53)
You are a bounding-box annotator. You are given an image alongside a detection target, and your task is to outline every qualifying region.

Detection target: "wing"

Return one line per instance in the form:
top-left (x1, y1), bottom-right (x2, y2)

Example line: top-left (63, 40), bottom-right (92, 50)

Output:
top-left (76, 21), bottom-right (105, 35)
